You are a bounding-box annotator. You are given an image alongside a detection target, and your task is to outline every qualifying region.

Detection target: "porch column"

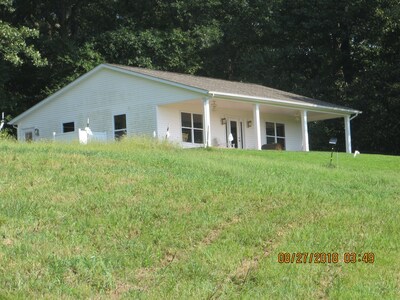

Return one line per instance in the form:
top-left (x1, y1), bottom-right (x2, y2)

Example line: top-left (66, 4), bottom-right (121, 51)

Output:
top-left (203, 98), bottom-right (211, 147)
top-left (344, 115), bottom-right (352, 153)
top-left (301, 110), bottom-right (309, 152)
top-left (253, 103), bottom-right (262, 150)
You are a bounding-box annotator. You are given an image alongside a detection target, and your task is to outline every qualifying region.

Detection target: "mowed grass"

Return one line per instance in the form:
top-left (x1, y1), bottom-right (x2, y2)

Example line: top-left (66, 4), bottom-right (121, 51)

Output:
top-left (0, 138), bottom-right (399, 299)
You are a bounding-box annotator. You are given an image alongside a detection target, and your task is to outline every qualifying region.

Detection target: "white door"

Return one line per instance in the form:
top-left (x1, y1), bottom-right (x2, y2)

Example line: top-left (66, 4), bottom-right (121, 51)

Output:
top-left (228, 119), bottom-right (244, 148)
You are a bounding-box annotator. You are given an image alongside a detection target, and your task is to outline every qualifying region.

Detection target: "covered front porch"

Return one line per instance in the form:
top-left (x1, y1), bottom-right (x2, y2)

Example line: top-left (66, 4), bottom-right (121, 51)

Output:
top-left (157, 97), bottom-right (355, 153)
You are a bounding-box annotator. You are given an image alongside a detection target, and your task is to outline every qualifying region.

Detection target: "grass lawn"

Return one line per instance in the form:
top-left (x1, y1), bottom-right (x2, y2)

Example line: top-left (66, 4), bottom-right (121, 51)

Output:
top-left (0, 138), bottom-right (399, 299)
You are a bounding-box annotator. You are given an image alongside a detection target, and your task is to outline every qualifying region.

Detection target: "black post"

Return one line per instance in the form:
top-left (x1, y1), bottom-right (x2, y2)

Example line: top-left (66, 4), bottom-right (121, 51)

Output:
top-left (329, 145), bottom-right (334, 167)
top-left (329, 138), bottom-right (337, 167)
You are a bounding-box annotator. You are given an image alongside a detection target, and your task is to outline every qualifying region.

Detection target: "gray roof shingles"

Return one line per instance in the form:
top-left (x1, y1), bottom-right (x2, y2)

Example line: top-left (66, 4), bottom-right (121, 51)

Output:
top-left (109, 64), bottom-right (358, 112)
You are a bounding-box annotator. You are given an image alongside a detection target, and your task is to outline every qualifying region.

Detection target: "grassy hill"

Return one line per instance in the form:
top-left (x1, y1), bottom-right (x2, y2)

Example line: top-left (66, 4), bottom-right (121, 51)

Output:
top-left (0, 139), bottom-right (399, 299)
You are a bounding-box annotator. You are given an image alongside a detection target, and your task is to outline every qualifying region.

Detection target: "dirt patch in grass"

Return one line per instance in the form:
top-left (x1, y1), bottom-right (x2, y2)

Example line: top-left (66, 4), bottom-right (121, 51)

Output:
top-left (201, 216), bottom-right (241, 246)
top-left (2, 238), bottom-right (13, 246)
top-left (108, 281), bottom-right (134, 299)
top-left (231, 259), bottom-right (259, 284)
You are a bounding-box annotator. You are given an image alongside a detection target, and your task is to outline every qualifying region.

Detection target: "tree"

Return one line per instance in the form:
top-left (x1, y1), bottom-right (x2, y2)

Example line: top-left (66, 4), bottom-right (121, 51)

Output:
top-left (0, 0), bottom-right (45, 66)
top-left (239, 0), bottom-right (400, 154)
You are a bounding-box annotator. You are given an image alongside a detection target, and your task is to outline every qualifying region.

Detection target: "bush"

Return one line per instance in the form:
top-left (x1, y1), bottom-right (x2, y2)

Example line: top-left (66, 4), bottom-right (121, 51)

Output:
top-left (0, 129), bottom-right (15, 141)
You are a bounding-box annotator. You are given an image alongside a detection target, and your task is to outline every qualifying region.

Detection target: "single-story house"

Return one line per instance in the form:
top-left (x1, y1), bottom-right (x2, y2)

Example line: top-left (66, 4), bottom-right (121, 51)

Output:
top-left (9, 63), bottom-right (361, 152)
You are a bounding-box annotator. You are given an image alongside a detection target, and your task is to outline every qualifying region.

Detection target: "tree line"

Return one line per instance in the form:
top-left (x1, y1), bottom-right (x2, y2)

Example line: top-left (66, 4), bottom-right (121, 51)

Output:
top-left (1, 0), bottom-right (399, 154)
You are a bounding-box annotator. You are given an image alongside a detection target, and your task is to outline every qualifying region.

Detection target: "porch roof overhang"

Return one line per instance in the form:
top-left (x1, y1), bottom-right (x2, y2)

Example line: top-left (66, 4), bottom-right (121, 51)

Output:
top-left (207, 91), bottom-right (361, 118)
top-left (110, 64), bottom-right (362, 118)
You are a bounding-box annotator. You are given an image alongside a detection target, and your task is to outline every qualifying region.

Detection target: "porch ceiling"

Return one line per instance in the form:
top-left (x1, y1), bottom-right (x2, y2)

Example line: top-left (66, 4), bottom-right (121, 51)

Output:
top-left (161, 99), bottom-right (348, 121)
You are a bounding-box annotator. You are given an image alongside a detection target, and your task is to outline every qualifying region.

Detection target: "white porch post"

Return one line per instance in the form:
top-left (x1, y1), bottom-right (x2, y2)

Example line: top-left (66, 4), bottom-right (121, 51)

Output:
top-left (301, 110), bottom-right (309, 152)
top-left (203, 98), bottom-right (211, 147)
top-left (344, 115), bottom-right (352, 154)
top-left (253, 103), bottom-right (262, 150)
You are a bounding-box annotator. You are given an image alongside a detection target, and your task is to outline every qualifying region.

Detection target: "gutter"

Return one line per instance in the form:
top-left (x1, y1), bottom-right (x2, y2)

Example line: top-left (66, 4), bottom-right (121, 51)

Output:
top-left (350, 112), bottom-right (360, 120)
top-left (208, 91), bottom-right (361, 115)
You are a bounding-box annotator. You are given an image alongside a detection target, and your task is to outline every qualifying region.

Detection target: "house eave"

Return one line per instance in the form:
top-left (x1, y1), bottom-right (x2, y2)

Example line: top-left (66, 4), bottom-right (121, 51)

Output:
top-left (208, 91), bottom-right (362, 116)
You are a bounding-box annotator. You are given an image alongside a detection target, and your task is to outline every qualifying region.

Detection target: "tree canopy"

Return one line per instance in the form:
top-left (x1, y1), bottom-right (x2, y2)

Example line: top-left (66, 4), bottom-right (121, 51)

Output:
top-left (1, 0), bottom-right (399, 154)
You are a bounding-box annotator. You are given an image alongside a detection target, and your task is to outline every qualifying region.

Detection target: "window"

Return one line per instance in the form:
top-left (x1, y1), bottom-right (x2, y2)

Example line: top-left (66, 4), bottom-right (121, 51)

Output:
top-left (25, 132), bottom-right (33, 142)
top-left (181, 112), bottom-right (203, 144)
top-left (63, 122), bottom-right (75, 133)
top-left (114, 114), bottom-right (127, 139)
top-left (266, 122), bottom-right (285, 149)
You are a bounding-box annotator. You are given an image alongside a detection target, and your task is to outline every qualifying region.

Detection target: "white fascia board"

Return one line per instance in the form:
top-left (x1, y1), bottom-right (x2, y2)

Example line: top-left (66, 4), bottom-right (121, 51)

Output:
top-left (104, 64), bottom-right (209, 95)
top-left (208, 91), bottom-right (362, 116)
top-left (9, 64), bottom-right (106, 125)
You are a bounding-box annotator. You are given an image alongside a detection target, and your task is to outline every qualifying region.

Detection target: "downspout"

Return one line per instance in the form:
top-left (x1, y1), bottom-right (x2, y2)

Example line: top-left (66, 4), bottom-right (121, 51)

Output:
top-left (350, 112), bottom-right (360, 121)
top-left (12, 124), bottom-right (19, 141)
top-left (345, 112), bottom-right (360, 153)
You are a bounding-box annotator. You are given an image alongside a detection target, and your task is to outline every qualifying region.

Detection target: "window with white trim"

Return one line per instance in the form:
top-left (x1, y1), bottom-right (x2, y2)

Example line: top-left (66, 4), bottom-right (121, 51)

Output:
top-left (266, 122), bottom-right (285, 149)
top-left (114, 114), bottom-right (127, 139)
top-left (181, 112), bottom-right (203, 144)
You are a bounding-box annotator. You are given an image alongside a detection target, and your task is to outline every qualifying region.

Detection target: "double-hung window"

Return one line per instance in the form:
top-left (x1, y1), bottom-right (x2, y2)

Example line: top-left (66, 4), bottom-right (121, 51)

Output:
top-left (114, 114), bottom-right (127, 139)
top-left (266, 122), bottom-right (286, 149)
top-left (181, 112), bottom-right (203, 144)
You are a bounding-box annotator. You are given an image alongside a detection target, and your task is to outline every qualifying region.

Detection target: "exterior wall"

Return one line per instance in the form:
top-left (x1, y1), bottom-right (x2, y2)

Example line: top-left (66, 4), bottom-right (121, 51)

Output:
top-left (157, 101), bottom-right (204, 148)
top-left (213, 108), bottom-right (255, 148)
top-left (16, 68), bottom-right (201, 141)
top-left (158, 103), bottom-right (256, 149)
top-left (15, 66), bottom-right (304, 151)
top-left (260, 113), bottom-right (302, 151)
top-left (157, 102), bottom-right (303, 151)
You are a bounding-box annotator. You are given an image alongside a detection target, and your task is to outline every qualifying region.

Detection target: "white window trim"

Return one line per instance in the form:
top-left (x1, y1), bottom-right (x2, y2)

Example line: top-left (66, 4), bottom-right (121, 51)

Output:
top-left (181, 112), bottom-right (204, 144)
top-left (266, 122), bottom-right (286, 144)
top-left (113, 113), bottom-right (128, 138)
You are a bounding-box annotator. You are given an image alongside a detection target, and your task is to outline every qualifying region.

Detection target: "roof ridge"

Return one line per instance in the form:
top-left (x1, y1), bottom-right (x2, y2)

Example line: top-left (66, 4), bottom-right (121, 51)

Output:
top-left (109, 63), bottom-right (317, 100)
top-left (109, 63), bottom-right (265, 86)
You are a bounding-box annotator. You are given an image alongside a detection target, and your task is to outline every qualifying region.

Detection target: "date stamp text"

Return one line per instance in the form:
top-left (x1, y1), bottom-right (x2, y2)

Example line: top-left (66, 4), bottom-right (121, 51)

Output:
top-left (277, 252), bottom-right (375, 264)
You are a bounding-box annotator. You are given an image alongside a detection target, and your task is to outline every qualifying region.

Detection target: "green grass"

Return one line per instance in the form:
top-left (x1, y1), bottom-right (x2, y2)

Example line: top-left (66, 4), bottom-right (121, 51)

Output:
top-left (0, 138), bottom-right (399, 299)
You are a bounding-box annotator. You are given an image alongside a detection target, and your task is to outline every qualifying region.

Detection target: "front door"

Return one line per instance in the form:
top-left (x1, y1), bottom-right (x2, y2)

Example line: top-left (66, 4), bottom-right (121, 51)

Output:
top-left (228, 120), bottom-right (243, 148)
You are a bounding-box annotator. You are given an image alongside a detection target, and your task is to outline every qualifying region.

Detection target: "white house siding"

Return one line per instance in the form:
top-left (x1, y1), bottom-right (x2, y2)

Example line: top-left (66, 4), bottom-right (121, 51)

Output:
top-left (157, 101), bottom-right (204, 148)
top-left (17, 68), bottom-right (201, 141)
top-left (157, 101), bottom-right (303, 151)
top-left (260, 114), bottom-right (302, 151)
top-left (157, 101), bottom-right (255, 149)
